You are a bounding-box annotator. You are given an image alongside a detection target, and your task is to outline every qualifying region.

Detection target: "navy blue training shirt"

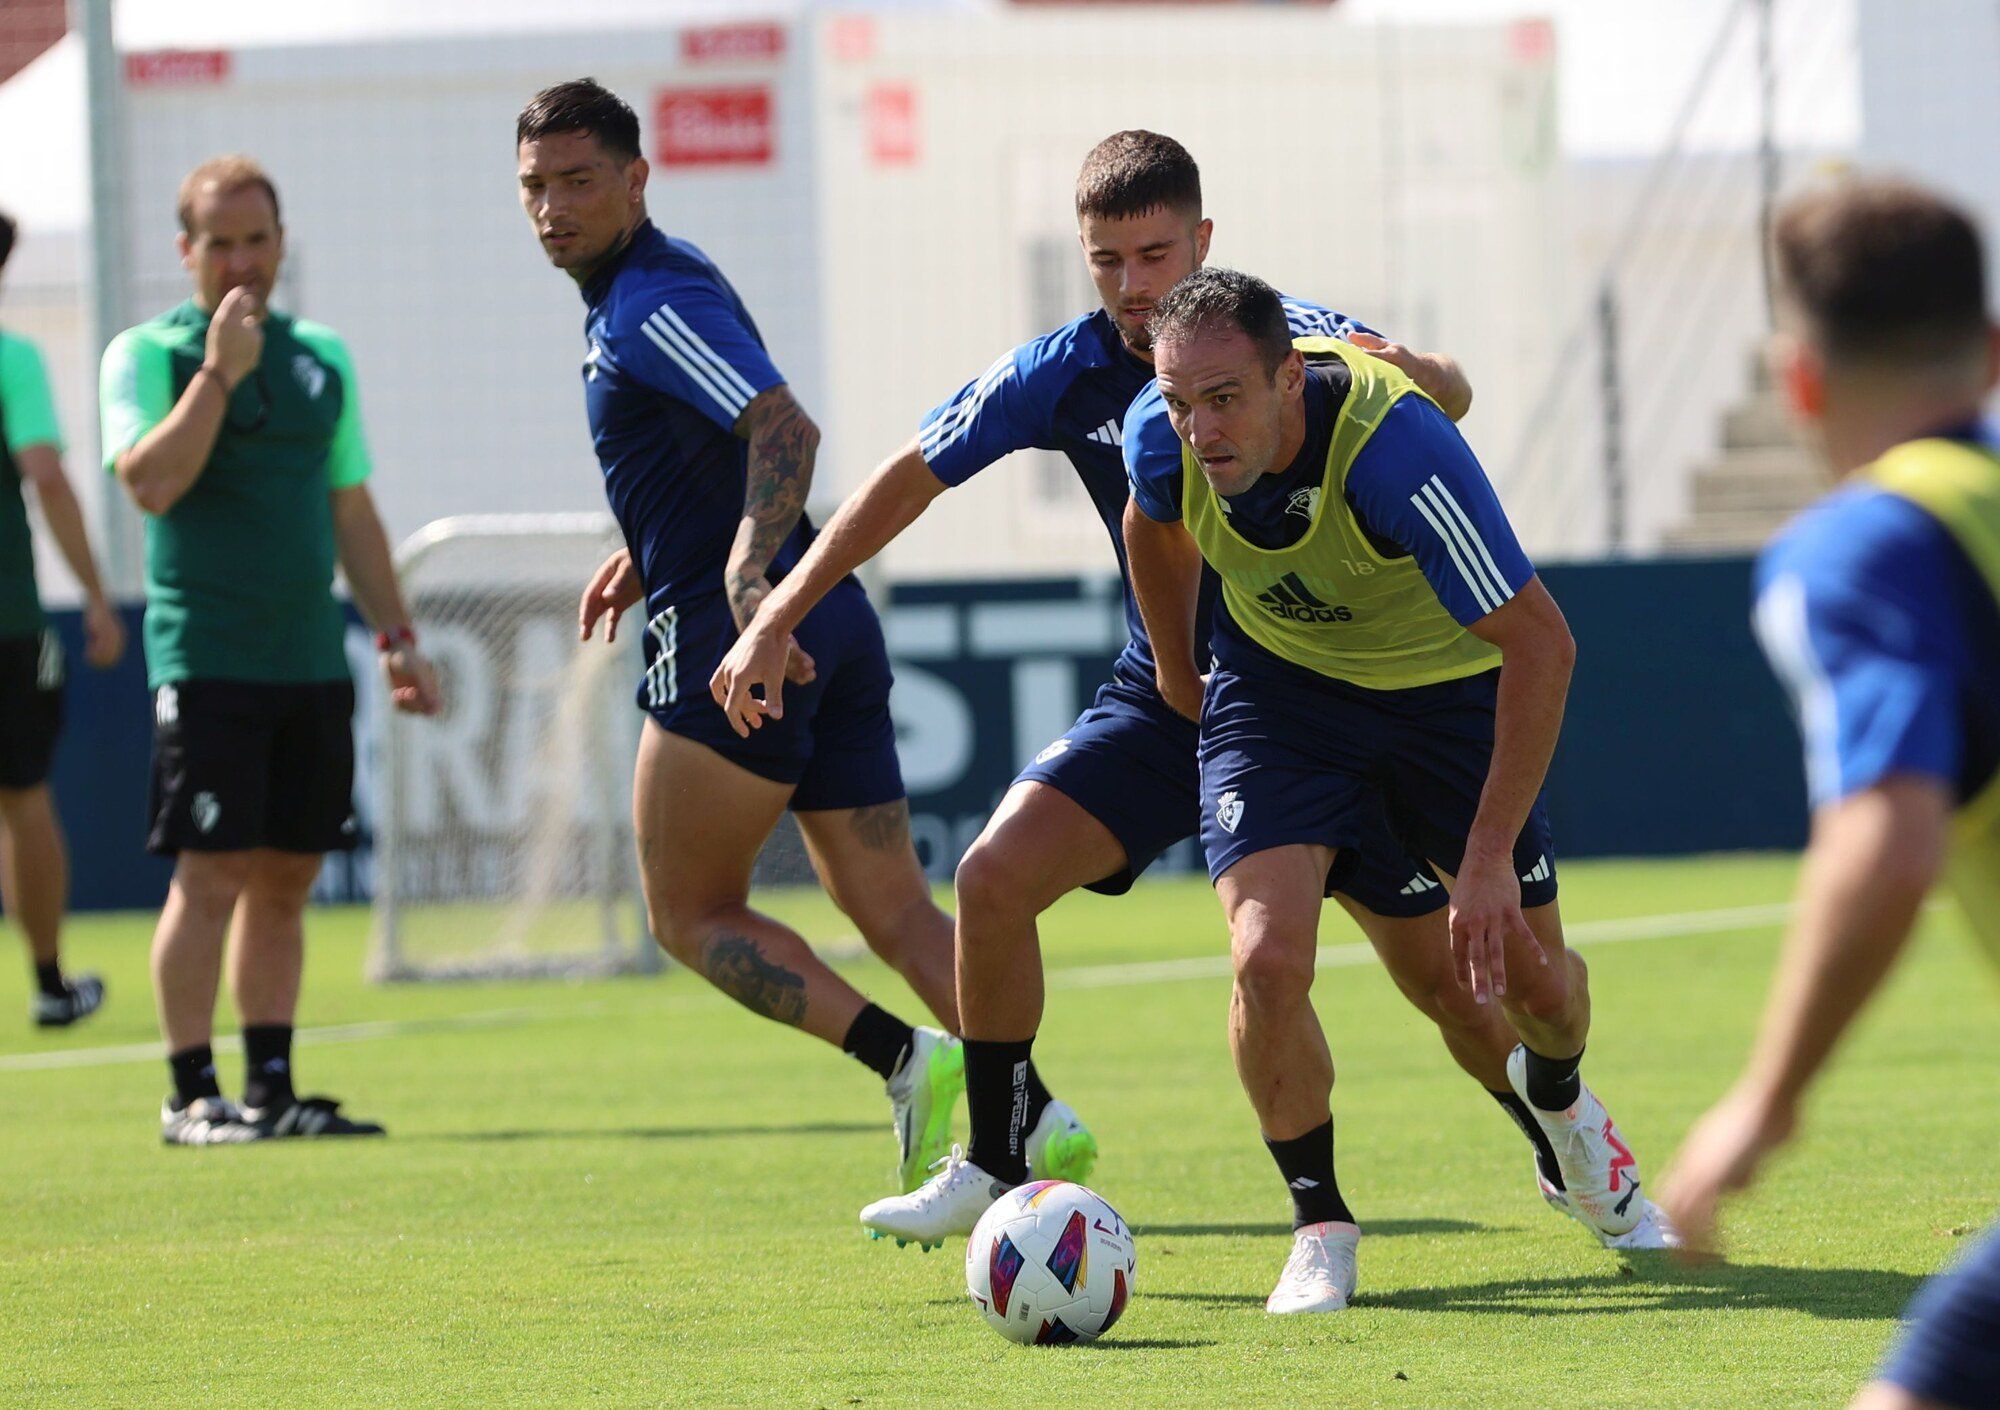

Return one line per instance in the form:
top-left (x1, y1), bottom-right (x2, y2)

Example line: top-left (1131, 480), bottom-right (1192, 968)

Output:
top-left (579, 221), bottom-right (804, 615)
top-left (918, 298), bottom-right (1368, 687)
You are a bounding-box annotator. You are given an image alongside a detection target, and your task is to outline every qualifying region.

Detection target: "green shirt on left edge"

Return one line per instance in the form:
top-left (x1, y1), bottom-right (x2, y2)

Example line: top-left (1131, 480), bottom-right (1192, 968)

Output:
top-left (100, 300), bottom-right (373, 688)
top-left (0, 328), bottom-right (65, 637)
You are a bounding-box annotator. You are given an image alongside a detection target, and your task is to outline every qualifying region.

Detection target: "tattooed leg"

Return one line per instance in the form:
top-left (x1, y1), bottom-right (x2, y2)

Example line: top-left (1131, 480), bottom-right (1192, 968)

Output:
top-left (796, 800), bottom-right (961, 1032)
top-left (702, 932), bottom-right (810, 1026)
top-left (634, 721), bottom-right (868, 1047)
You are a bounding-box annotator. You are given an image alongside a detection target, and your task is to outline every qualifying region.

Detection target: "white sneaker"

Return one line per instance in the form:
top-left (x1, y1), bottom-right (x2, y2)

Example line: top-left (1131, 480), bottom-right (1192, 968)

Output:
top-left (860, 1146), bottom-right (1013, 1251)
top-left (160, 1096), bottom-right (264, 1147)
top-left (1505, 1045), bottom-right (1646, 1237)
top-left (1025, 1099), bottom-right (1098, 1184)
top-left (1598, 1197), bottom-right (1682, 1251)
top-left (1265, 1220), bottom-right (1359, 1314)
top-left (885, 1027), bottom-right (964, 1193)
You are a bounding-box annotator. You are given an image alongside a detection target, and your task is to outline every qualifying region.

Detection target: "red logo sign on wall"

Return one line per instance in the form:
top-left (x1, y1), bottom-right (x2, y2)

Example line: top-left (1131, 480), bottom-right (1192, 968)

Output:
top-left (866, 84), bottom-right (920, 168)
top-left (680, 23), bottom-right (787, 65)
top-left (654, 87), bottom-right (775, 168)
top-left (125, 50), bottom-right (231, 88)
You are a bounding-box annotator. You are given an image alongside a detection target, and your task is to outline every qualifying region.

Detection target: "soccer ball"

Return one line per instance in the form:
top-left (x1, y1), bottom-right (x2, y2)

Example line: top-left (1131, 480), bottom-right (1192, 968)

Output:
top-left (965, 1180), bottom-right (1136, 1345)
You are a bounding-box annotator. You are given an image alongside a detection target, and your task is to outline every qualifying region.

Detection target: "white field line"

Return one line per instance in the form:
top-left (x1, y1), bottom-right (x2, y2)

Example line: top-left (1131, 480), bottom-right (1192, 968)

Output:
top-left (1047, 900), bottom-right (1800, 991)
top-left (0, 1004), bottom-right (609, 1075)
top-left (2, 899), bottom-right (1809, 1076)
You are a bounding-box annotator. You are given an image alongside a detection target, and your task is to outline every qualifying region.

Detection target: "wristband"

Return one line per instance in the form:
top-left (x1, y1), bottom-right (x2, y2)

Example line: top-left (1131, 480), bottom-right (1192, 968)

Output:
top-left (375, 626), bottom-right (417, 652)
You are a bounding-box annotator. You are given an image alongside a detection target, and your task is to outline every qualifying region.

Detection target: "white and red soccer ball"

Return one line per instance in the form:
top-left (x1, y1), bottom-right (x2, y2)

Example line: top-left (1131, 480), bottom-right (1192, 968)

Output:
top-left (965, 1180), bottom-right (1136, 1345)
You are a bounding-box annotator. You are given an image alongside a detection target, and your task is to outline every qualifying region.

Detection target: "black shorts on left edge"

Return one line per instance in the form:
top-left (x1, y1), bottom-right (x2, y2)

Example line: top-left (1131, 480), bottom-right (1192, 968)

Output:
top-left (0, 629), bottom-right (64, 789)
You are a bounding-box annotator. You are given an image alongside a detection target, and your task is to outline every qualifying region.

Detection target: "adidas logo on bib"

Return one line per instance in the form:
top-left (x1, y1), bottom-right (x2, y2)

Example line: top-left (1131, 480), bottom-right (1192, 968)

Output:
top-left (1256, 573), bottom-right (1352, 624)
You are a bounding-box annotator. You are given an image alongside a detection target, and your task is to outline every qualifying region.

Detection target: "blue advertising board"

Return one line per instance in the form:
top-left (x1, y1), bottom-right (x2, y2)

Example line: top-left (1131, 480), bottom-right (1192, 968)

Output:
top-left (26, 555), bottom-right (1804, 915)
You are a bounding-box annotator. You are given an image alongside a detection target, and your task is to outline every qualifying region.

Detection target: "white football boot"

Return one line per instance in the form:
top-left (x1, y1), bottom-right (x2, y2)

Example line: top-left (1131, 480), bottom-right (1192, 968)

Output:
top-left (885, 1027), bottom-right (964, 1194)
top-left (1266, 1220), bottom-right (1360, 1314)
top-left (1505, 1045), bottom-right (1646, 1239)
top-left (160, 1096), bottom-right (265, 1147)
top-left (1533, 1155), bottom-right (1682, 1249)
top-left (860, 1146), bottom-right (1014, 1251)
top-left (1024, 1099), bottom-right (1098, 1184)
top-left (1597, 1197), bottom-right (1683, 1250)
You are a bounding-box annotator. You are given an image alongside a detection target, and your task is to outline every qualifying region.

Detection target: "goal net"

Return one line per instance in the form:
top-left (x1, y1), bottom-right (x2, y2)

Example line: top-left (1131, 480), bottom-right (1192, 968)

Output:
top-left (368, 514), bottom-right (657, 982)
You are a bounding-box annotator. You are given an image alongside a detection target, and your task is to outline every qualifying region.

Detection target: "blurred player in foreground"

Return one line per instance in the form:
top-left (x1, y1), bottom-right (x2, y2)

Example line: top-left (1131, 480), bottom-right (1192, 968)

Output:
top-left (106, 157), bottom-right (440, 1144)
top-left (1124, 269), bottom-right (1673, 1313)
top-left (1662, 178), bottom-right (2000, 1410)
top-left (0, 209), bottom-right (124, 1029)
top-left (517, 79), bottom-right (1029, 1194)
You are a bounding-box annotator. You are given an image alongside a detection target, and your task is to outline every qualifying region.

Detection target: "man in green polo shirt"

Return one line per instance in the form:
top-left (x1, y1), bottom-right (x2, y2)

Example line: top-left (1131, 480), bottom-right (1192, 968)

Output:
top-left (102, 156), bottom-right (441, 1146)
top-left (0, 209), bottom-right (125, 1030)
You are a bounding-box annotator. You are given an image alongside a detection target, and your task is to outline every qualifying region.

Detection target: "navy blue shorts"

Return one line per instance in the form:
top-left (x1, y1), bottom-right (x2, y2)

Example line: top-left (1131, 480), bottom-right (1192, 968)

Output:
top-left (1016, 672), bottom-right (1447, 914)
top-left (1198, 663), bottom-right (1557, 904)
top-left (1878, 1220), bottom-right (2000, 1408)
top-left (635, 580), bottom-right (904, 812)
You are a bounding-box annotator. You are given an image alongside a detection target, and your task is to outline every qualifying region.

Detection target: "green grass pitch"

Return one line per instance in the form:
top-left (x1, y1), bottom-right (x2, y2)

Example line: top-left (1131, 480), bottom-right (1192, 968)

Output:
top-left (3, 853), bottom-right (1995, 1408)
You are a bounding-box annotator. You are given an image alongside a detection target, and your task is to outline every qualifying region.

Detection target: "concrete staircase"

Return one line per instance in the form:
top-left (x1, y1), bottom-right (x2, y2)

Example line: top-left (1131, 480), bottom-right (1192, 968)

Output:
top-left (1661, 366), bottom-right (1827, 553)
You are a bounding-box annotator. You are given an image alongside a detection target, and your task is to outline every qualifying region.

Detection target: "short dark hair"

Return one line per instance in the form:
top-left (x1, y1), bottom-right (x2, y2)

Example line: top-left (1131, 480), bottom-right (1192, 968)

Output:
top-left (1774, 175), bottom-right (1990, 370)
top-left (1148, 268), bottom-right (1292, 376)
top-left (0, 210), bottom-right (14, 273)
top-left (1075, 130), bottom-right (1201, 223)
top-left (177, 156), bottom-right (281, 237)
top-left (517, 78), bottom-right (642, 164)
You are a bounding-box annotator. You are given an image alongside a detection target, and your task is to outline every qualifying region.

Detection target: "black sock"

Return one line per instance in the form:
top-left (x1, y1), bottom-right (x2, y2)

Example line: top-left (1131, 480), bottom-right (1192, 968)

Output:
top-left (34, 960), bottom-right (65, 999)
top-left (1021, 1059), bottom-right (1053, 1140)
top-left (241, 1025), bottom-right (296, 1110)
top-left (1490, 1089), bottom-right (1566, 1192)
top-left (168, 1044), bottom-right (222, 1108)
top-left (1265, 1119), bottom-right (1354, 1230)
top-left (963, 1037), bottom-right (1034, 1185)
top-left (1522, 1044), bottom-right (1584, 1113)
top-left (840, 1003), bottom-right (916, 1082)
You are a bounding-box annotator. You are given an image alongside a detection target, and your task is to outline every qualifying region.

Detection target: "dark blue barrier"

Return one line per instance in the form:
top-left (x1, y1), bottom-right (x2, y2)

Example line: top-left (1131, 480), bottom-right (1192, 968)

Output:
top-left (1540, 556), bottom-right (1806, 856)
top-left (30, 555), bottom-right (1805, 913)
top-left (40, 604), bottom-right (175, 911)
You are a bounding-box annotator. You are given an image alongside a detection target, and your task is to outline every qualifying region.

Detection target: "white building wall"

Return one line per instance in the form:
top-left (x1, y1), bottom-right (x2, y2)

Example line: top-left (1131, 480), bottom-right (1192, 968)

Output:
top-left (1855, 0), bottom-right (2000, 276)
top-left (114, 25), bottom-right (826, 550)
top-left (814, 11), bottom-right (1563, 578)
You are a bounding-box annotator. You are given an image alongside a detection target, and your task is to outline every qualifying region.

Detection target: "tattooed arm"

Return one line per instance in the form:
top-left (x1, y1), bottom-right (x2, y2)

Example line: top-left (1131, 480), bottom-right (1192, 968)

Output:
top-left (727, 384), bottom-right (822, 639)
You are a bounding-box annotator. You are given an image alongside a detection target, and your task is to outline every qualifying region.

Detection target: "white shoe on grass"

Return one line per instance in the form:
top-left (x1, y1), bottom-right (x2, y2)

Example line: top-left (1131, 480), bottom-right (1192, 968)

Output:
top-left (1505, 1045), bottom-right (1646, 1238)
top-left (1265, 1220), bottom-right (1359, 1314)
top-left (160, 1096), bottom-right (264, 1147)
top-left (860, 1146), bottom-right (1013, 1251)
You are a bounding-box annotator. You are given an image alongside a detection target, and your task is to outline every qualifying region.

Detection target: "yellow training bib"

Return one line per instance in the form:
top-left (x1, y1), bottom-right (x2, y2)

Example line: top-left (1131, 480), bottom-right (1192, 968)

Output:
top-left (1180, 338), bottom-right (1502, 690)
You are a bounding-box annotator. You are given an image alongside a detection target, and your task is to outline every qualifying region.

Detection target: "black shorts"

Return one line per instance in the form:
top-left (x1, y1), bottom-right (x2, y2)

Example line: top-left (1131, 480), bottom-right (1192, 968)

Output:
top-left (0, 630), bottom-right (64, 789)
top-left (148, 678), bottom-right (358, 856)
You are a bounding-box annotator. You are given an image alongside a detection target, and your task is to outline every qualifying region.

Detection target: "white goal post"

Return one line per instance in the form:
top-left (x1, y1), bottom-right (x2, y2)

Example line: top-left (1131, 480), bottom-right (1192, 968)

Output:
top-left (367, 513), bottom-right (659, 982)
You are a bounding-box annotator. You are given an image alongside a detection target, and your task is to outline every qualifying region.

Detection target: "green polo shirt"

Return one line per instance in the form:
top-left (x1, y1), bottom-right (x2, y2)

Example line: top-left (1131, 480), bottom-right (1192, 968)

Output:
top-left (0, 329), bottom-right (64, 636)
top-left (101, 300), bottom-right (372, 688)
